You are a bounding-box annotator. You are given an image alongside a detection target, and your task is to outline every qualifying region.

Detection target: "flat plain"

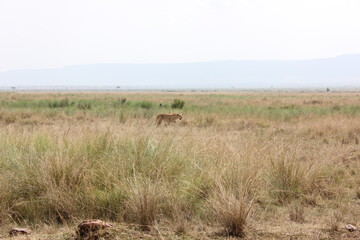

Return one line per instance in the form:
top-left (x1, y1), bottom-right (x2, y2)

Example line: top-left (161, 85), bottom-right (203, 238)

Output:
top-left (0, 91), bottom-right (360, 239)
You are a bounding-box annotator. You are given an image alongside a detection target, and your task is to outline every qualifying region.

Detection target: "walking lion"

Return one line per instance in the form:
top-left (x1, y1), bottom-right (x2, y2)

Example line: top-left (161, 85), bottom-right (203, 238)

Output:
top-left (156, 113), bottom-right (183, 125)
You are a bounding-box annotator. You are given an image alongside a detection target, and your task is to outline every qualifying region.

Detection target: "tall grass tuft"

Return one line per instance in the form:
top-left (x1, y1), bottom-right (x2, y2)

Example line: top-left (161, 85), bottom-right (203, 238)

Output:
top-left (125, 178), bottom-right (163, 231)
top-left (267, 158), bottom-right (304, 204)
top-left (209, 178), bottom-right (255, 237)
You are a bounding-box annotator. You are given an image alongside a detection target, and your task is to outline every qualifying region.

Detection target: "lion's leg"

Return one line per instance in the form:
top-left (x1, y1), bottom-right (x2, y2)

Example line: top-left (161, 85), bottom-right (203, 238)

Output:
top-left (156, 117), bottom-right (162, 125)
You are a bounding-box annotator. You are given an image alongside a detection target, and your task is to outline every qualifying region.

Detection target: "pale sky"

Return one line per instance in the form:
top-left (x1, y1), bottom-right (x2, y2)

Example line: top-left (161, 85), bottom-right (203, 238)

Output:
top-left (0, 0), bottom-right (360, 72)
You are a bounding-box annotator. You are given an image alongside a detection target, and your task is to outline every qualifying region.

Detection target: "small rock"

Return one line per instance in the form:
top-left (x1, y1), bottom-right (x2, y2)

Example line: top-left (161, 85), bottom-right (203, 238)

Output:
top-left (9, 228), bottom-right (32, 237)
top-left (345, 224), bottom-right (357, 232)
top-left (77, 220), bottom-right (112, 238)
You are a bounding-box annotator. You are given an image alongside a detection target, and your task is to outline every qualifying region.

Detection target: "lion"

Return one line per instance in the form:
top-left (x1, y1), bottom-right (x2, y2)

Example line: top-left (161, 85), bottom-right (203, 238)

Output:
top-left (156, 113), bottom-right (183, 125)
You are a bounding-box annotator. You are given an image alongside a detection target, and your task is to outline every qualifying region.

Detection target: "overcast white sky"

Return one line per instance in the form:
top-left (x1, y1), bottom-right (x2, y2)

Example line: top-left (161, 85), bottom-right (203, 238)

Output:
top-left (0, 0), bottom-right (359, 72)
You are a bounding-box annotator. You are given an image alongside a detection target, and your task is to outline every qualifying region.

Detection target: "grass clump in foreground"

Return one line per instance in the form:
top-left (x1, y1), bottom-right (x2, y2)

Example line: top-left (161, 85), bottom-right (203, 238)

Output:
top-left (209, 180), bottom-right (255, 237)
top-left (125, 178), bottom-right (163, 231)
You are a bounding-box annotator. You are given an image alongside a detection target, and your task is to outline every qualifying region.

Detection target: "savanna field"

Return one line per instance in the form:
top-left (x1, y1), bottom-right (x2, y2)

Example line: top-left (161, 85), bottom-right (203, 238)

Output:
top-left (1, 91), bottom-right (360, 239)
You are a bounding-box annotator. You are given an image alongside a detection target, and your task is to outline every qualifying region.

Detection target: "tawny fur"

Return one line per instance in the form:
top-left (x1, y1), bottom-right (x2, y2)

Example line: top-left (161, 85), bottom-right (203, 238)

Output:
top-left (156, 113), bottom-right (183, 125)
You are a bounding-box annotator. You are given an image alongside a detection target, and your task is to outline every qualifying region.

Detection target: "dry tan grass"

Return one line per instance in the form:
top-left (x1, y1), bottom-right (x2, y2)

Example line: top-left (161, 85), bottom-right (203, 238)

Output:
top-left (0, 91), bottom-right (359, 239)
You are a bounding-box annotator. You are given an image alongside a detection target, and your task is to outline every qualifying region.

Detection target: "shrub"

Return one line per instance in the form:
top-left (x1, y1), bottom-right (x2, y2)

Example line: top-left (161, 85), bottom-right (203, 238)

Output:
top-left (139, 101), bottom-right (154, 110)
top-left (171, 99), bottom-right (185, 109)
top-left (48, 98), bottom-right (71, 108)
top-left (48, 101), bottom-right (58, 108)
top-left (77, 101), bottom-right (92, 110)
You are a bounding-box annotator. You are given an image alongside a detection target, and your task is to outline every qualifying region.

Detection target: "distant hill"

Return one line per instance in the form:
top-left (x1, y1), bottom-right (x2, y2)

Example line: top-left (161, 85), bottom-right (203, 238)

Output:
top-left (1, 54), bottom-right (360, 88)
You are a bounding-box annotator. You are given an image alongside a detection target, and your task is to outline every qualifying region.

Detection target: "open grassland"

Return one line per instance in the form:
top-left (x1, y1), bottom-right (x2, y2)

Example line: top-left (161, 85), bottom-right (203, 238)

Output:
top-left (1, 91), bottom-right (360, 239)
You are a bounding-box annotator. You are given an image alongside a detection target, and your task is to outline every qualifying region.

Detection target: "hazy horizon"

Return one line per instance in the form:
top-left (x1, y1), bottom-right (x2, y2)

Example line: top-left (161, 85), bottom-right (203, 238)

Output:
top-left (1, 53), bottom-right (360, 73)
top-left (1, 54), bottom-right (359, 88)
